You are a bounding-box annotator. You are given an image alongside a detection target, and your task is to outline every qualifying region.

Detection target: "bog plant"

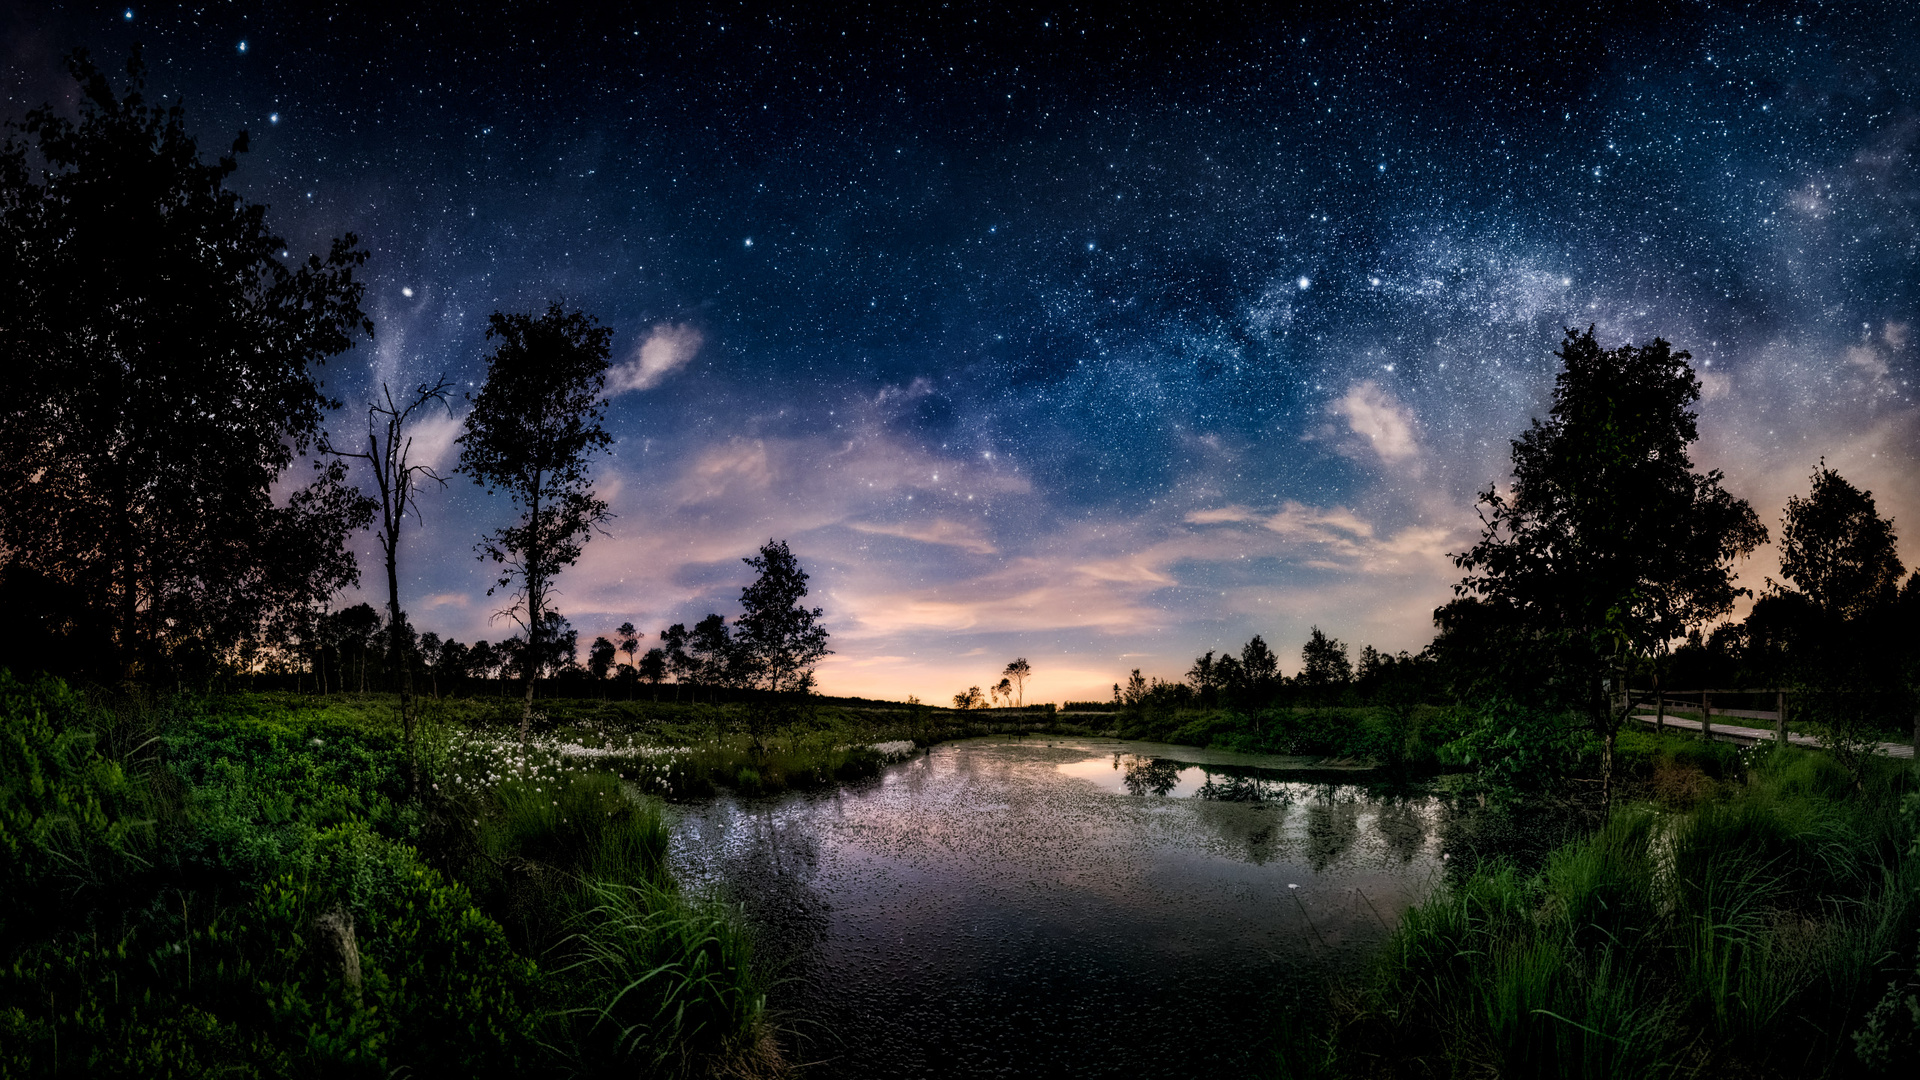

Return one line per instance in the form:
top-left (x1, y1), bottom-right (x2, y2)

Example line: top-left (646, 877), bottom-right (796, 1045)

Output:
top-left (1329, 741), bottom-right (1920, 1078)
top-left (0, 672), bottom-right (771, 1077)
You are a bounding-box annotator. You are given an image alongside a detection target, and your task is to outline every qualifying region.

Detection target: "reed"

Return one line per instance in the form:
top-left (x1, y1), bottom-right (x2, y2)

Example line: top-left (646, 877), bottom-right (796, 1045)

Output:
top-left (1330, 741), bottom-right (1920, 1078)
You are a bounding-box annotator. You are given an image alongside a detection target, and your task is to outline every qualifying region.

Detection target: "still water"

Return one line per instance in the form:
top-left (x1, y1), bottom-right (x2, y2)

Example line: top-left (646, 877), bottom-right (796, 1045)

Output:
top-left (668, 736), bottom-right (1443, 1078)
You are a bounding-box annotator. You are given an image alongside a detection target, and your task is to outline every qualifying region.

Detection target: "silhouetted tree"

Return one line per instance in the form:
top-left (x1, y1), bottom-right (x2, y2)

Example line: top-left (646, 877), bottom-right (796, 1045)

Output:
top-left (456, 304), bottom-right (613, 742)
top-left (433, 638), bottom-right (468, 697)
top-left (991, 677), bottom-right (1014, 707)
top-left (1239, 635), bottom-right (1281, 705)
top-left (333, 604), bottom-right (382, 693)
top-left (661, 623), bottom-right (692, 700)
top-left (954, 686), bottom-right (986, 710)
top-left (419, 632), bottom-right (443, 697)
top-left (534, 611), bottom-right (578, 679)
top-left (1299, 627), bottom-right (1352, 700)
top-left (329, 378), bottom-right (450, 786)
top-left (1002, 657), bottom-right (1031, 706)
top-left (588, 635), bottom-right (617, 683)
top-left (1186, 651), bottom-right (1220, 705)
top-left (733, 540), bottom-right (832, 694)
top-left (1450, 328), bottom-right (1766, 812)
top-left (0, 49), bottom-right (373, 677)
top-left (1778, 461), bottom-right (1904, 621)
top-left (690, 614), bottom-right (734, 700)
top-left (615, 620), bottom-right (638, 694)
top-left (466, 639), bottom-right (498, 689)
top-left (638, 647), bottom-right (667, 699)
top-left (1769, 463), bottom-right (1908, 784)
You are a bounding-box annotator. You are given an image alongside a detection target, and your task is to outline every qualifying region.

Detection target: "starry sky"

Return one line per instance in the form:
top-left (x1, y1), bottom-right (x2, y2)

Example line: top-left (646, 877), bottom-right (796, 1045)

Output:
top-left (6, 2), bottom-right (1917, 702)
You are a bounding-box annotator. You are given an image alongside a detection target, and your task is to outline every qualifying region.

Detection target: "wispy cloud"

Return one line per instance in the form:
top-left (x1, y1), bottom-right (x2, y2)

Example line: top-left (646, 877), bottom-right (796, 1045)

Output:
top-left (1329, 380), bottom-right (1420, 466)
top-left (607, 323), bottom-right (703, 395)
top-left (847, 518), bottom-right (998, 554)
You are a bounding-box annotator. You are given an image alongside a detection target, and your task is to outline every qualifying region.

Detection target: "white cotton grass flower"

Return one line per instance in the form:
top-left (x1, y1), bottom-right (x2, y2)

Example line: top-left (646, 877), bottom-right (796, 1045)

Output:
top-left (869, 740), bottom-right (917, 763)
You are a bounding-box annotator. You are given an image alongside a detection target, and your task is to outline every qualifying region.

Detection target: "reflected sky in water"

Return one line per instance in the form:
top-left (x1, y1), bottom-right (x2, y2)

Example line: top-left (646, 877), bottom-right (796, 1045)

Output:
top-left (669, 737), bottom-right (1441, 1077)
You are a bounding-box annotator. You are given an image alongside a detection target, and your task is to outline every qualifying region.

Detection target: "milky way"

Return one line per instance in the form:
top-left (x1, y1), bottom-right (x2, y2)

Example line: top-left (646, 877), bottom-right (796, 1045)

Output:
top-left (6, 3), bottom-right (1917, 701)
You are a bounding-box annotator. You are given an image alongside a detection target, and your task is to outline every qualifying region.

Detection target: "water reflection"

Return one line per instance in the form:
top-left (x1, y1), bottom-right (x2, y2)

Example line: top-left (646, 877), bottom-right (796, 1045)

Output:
top-left (1121, 754), bottom-right (1184, 796)
top-left (668, 736), bottom-right (1443, 1078)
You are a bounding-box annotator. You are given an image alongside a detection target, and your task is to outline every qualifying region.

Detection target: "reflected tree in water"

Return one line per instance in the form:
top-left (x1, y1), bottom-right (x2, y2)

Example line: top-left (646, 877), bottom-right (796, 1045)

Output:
top-left (1372, 798), bottom-right (1429, 864)
top-left (1122, 756), bottom-right (1183, 797)
top-left (1305, 787), bottom-right (1362, 872)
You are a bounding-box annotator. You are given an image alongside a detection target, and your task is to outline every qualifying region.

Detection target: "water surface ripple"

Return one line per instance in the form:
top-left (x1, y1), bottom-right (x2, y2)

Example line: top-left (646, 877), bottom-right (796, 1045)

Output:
top-left (668, 736), bottom-right (1441, 1078)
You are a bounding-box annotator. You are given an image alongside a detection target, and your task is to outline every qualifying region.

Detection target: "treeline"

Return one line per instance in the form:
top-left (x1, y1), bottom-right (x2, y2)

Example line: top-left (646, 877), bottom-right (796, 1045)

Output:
top-left (1110, 628), bottom-right (1442, 714)
top-left (259, 591), bottom-right (827, 706)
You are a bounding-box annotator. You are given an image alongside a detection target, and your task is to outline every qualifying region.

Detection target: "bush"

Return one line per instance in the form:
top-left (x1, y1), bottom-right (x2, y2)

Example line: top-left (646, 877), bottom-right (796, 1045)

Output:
top-left (1337, 747), bottom-right (1920, 1077)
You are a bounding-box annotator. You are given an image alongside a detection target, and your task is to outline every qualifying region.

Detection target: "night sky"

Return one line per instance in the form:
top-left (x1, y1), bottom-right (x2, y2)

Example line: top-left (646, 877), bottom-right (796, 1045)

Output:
top-left (6, 2), bottom-right (1917, 702)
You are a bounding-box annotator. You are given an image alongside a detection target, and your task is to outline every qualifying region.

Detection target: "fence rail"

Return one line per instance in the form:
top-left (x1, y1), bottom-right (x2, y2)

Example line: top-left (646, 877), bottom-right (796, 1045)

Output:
top-left (1627, 686), bottom-right (1793, 745)
top-left (1629, 686), bottom-right (1920, 761)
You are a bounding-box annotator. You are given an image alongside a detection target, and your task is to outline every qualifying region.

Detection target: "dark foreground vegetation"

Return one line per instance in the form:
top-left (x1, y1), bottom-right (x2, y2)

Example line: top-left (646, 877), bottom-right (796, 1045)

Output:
top-left (0, 676), bottom-right (782, 1078)
top-left (1282, 737), bottom-right (1920, 1079)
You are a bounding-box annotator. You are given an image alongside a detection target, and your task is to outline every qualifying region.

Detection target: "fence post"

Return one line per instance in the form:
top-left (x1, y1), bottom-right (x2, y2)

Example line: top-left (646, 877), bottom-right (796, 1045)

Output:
top-left (1701, 691), bottom-right (1713, 743)
top-left (1776, 690), bottom-right (1787, 745)
top-left (1654, 673), bottom-right (1664, 733)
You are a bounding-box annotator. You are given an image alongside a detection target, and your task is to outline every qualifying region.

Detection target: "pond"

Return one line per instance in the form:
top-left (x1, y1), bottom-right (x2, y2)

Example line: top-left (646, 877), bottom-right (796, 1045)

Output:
top-left (668, 736), bottom-right (1443, 1078)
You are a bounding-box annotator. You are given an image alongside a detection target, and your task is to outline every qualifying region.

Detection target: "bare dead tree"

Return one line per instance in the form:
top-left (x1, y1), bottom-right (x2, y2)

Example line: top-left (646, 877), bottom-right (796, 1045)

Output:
top-left (328, 378), bottom-right (452, 793)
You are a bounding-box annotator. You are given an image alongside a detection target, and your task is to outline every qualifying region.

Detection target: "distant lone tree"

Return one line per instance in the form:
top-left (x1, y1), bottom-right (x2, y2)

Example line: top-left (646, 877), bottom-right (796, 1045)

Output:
top-left (588, 635), bottom-right (617, 682)
top-left (0, 48), bottom-right (373, 679)
top-left (456, 304), bottom-right (614, 741)
top-left (734, 540), bottom-right (832, 694)
top-left (1447, 327), bottom-right (1766, 813)
top-left (1002, 658), bottom-right (1032, 706)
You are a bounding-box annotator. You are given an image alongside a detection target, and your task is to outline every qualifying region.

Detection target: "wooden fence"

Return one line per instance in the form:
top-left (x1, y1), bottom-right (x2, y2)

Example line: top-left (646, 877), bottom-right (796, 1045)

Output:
top-left (1627, 687), bottom-right (1791, 744)
top-left (1629, 686), bottom-right (1920, 760)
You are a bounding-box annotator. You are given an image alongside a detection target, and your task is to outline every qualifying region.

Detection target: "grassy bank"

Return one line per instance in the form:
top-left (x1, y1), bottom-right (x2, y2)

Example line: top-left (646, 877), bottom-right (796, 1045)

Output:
top-left (1305, 735), bottom-right (1920, 1078)
top-left (0, 675), bottom-right (774, 1078)
top-left (277, 691), bottom-right (1107, 799)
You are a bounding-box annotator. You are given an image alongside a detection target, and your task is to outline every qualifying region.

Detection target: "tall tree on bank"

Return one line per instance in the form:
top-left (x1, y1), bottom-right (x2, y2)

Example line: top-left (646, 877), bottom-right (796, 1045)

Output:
top-left (456, 305), bottom-right (613, 740)
top-left (1448, 328), bottom-right (1766, 813)
top-left (0, 49), bottom-right (373, 678)
top-left (734, 540), bottom-right (831, 752)
top-left (327, 379), bottom-right (451, 788)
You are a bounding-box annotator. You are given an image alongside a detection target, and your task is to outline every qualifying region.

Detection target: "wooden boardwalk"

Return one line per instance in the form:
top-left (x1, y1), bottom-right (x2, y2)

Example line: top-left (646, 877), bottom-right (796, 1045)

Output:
top-left (1631, 713), bottom-right (1915, 760)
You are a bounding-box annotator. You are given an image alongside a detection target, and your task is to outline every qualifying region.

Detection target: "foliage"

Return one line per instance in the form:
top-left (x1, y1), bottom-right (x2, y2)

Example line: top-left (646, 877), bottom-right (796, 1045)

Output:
top-left (1441, 699), bottom-right (1588, 805)
top-left (0, 48), bottom-right (373, 678)
top-left (1335, 744), bottom-right (1920, 1078)
top-left (732, 539), bottom-right (832, 695)
top-left (1299, 627), bottom-right (1353, 701)
top-left (1446, 327), bottom-right (1767, 808)
top-left (457, 303), bottom-right (615, 732)
top-left (0, 677), bottom-right (773, 1078)
top-left (1779, 462), bottom-right (1907, 622)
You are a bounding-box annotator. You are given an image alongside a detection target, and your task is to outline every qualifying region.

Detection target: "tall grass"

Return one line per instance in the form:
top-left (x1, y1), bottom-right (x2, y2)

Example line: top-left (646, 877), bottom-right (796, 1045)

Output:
top-left (440, 765), bottom-right (773, 1074)
top-left (1333, 741), bottom-right (1920, 1078)
top-left (556, 881), bottom-right (767, 1077)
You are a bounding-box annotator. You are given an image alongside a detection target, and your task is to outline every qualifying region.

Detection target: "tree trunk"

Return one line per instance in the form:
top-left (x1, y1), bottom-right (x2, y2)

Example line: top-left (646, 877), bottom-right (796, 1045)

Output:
top-left (384, 544), bottom-right (416, 797)
top-left (1600, 725), bottom-right (1617, 819)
